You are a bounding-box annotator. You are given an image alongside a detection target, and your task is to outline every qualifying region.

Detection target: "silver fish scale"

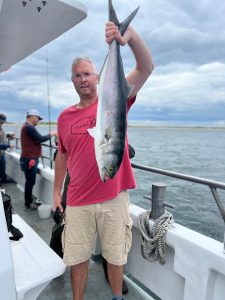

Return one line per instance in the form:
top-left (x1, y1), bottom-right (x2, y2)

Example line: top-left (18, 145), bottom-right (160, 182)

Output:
top-left (94, 1), bottom-right (138, 181)
top-left (95, 40), bottom-right (128, 181)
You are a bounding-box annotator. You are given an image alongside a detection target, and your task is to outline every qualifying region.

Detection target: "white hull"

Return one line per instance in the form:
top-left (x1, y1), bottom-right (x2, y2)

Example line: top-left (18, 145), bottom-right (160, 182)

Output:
top-left (0, 0), bottom-right (87, 72)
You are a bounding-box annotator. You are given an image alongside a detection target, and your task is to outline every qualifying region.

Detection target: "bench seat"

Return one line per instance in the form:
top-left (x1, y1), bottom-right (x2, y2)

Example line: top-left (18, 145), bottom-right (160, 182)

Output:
top-left (11, 214), bottom-right (66, 300)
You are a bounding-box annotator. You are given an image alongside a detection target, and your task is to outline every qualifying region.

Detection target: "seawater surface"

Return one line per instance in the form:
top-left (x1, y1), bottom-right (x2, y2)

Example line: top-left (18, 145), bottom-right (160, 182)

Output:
top-left (5, 124), bottom-right (225, 242)
top-left (128, 126), bottom-right (225, 242)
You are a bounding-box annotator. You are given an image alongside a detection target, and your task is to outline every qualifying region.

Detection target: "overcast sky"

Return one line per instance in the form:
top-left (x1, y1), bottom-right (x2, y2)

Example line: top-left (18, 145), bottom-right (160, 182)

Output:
top-left (1, 0), bottom-right (225, 126)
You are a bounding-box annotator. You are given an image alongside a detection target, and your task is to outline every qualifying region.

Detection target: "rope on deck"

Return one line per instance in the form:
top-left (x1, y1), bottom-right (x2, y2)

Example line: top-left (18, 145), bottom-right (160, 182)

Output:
top-left (137, 210), bottom-right (174, 265)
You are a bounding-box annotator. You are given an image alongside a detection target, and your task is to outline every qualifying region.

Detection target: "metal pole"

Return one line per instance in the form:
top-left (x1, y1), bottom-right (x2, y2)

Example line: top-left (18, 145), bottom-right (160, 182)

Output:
top-left (210, 187), bottom-right (225, 252)
top-left (224, 227), bottom-right (225, 254)
top-left (150, 183), bottom-right (166, 220)
top-left (45, 46), bottom-right (53, 169)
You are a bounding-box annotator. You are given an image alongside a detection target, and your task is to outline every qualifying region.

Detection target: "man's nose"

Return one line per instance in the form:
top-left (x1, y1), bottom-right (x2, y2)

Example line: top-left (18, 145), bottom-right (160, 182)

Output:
top-left (80, 74), bottom-right (87, 80)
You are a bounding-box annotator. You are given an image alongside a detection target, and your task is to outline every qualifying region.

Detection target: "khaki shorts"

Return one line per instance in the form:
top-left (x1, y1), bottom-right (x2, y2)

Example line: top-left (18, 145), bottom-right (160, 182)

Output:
top-left (62, 191), bottom-right (132, 266)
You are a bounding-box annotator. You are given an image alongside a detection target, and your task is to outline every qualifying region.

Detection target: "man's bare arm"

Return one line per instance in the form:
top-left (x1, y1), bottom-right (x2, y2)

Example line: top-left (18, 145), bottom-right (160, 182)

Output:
top-left (53, 151), bottom-right (67, 212)
top-left (126, 26), bottom-right (154, 97)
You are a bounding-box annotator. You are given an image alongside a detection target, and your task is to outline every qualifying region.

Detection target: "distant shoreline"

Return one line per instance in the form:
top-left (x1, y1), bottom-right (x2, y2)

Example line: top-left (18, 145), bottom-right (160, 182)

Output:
top-left (6, 122), bottom-right (225, 130)
top-left (128, 125), bottom-right (225, 130)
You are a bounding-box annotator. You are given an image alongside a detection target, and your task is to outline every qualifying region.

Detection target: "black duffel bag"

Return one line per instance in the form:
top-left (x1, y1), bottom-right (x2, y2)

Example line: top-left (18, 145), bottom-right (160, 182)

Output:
top-left (49, 220), bottom-right (64, 258)
top-left (1, 191), bottom-right (23, 241)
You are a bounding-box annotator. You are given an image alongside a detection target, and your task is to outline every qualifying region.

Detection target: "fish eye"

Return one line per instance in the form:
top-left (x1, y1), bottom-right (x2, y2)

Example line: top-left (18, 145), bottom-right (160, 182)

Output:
top-left (109, 167), bottom-right (113, 171)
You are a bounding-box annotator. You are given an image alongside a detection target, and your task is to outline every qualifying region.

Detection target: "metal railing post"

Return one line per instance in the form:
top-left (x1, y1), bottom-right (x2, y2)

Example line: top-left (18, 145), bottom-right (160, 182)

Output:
top-left (210, 187), bottom-right (225, 252)
top-left (224, 228), bottom-right (225, 254)
top-left (49, 144), bottom-right (53, 169)
top-left (150, 183), bottom-right (167, 220)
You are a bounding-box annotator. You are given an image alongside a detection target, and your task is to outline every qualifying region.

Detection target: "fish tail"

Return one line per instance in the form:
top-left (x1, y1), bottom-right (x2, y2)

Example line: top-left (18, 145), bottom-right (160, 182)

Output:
top-left (109, 0), bottom-right (139, 36)
top-left (119, 7), bottom-right (139, 36)
top-left (109, 0), bottom-right (119, 26)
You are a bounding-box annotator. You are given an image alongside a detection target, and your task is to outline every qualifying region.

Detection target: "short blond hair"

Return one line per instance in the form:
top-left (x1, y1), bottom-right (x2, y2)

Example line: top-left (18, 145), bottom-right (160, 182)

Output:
top-left (71, 57), bottom-right (97, 74)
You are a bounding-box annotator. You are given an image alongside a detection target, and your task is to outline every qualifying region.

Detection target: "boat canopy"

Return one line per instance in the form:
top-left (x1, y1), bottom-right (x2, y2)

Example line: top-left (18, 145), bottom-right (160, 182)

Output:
top-left (0, 0), bottom-right (87, 73)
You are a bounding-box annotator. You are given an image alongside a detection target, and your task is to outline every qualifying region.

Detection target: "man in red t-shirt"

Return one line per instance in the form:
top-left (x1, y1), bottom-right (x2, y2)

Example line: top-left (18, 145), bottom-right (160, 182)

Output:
top-left (54, 22), bottom-right (154, 300)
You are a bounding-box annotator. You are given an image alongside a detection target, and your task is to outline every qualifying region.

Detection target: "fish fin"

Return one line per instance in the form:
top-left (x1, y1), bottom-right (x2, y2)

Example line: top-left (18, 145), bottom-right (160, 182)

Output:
top-left (119, 7), bottom-right (139, 36)
top-left (109, 0), bottom-right (119, 26)
top-left (104, 127), bottom-right (111, 142)
top-left (87, 127), bottom-right (95, 138)
top-left (109, 0), bottom-right (139, 36)
top-left (127, 82), bottom-right (135, 99)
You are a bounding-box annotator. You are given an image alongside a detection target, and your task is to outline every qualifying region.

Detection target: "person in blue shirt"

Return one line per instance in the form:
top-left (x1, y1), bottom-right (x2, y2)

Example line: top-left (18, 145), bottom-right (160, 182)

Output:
top-left (0, 143), bottom-right (10, 150)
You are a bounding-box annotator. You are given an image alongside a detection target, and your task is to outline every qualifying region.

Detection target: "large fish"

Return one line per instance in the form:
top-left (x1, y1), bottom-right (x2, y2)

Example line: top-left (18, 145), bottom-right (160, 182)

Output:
top-left (94, 0), bottom-right (139, 182)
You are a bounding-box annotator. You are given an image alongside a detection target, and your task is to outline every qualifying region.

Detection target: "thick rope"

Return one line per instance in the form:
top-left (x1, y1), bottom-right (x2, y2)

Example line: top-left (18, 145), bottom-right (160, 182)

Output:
top-left (137, 210), bottom-right (174, 265)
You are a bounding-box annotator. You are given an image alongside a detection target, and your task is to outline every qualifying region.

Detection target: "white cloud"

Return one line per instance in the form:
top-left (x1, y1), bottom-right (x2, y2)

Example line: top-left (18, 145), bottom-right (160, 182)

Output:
top-left (1, 0), bottom-right (225, 125)
top-left (137, 62), bottom-right (225, 110)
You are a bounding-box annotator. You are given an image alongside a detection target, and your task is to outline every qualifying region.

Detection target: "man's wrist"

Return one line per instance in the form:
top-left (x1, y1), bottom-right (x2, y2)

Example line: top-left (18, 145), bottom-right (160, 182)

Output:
top-left (128, 27), bottom-right (137, 47)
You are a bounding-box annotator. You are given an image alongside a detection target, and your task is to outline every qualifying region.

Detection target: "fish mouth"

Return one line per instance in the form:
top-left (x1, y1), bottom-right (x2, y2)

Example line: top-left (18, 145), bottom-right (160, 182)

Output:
top-left (103, 167), bottom-right (114, 180)
top-left (100, 167), bottom-right (108, 182)
top-left (100, 167), bottom-right (111, 182)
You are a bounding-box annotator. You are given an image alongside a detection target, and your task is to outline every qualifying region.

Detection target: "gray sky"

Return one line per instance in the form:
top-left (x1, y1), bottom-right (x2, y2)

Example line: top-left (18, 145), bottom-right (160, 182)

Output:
top-left (1, 0), bottom-right (225, 126)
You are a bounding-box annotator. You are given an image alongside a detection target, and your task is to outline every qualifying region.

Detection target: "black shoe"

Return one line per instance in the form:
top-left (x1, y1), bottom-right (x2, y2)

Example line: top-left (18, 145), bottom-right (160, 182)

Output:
top-left (122, 280), bottom-right (128, 295)
top-left (24, 203), bottom-right (38, 210)
top-left (34, 198), bottom-right (42, 206)
top-left (1, 177), bottom-right (14, 183)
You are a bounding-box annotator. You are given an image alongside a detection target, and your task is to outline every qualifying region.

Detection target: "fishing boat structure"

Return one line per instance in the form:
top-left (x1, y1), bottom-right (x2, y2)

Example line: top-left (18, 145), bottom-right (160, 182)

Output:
top-left (3, 148), bottom-right (225, 300)
top-left (1, 1), bottom-right (225, 300)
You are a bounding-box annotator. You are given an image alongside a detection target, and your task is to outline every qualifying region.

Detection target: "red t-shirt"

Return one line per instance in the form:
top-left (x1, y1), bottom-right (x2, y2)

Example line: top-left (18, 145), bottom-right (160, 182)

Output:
top-left (57, 97), bottom-right (136, 206)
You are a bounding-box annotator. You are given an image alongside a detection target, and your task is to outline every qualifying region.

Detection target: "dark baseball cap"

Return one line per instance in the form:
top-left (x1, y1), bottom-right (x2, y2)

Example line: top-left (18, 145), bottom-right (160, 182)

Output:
top-left (0, 113), bottom-right (6, 122)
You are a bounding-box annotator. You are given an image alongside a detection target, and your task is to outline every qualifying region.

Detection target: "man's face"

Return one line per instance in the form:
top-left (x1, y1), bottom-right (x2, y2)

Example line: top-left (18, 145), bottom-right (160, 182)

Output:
top-left (29, 115), bottom-right (40, 126)
top-left (71, 61), bottom-right (98, 99)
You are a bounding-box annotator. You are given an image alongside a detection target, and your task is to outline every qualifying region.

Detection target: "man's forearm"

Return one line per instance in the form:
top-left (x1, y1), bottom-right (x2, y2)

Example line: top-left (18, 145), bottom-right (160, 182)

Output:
top-left (128, 26), bottom-right (154, 76)
top-left (125, 26), bottom-right (154, 97)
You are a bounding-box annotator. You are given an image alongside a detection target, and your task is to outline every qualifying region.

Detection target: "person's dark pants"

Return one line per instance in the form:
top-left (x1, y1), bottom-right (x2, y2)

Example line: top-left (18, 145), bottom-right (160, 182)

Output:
top-left (0, 154), bottom-right (7, 182)
top-left (20, 157), bottom-right (39, 208)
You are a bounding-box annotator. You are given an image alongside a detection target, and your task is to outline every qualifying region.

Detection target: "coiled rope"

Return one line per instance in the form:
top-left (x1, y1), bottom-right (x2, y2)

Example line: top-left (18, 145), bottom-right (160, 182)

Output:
top-left (138, 210), bottom-right (174, 265)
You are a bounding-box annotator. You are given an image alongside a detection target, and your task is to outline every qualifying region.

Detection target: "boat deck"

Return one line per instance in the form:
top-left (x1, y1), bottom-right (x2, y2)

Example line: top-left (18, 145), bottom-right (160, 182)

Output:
top-left (3, 181), bottom-right (153, 300)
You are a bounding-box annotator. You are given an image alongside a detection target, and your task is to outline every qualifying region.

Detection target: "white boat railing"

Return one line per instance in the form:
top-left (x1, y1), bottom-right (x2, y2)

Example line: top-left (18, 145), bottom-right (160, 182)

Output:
top-left (13, 139), bottom-right (225, 250)
top-left (131, 162), bottom-right (225, 251)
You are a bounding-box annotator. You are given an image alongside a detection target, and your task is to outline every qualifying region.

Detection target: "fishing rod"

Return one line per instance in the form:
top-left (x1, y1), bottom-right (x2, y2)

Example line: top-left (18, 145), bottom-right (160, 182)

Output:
top-left (45, 46), bottom-right (53, 169)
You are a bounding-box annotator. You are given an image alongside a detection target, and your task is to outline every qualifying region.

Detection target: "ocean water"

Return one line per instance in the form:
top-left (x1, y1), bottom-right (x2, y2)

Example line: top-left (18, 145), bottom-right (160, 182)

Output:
top-left (5, 124), bottom-right (225, 242)
top-left (127, 127), bottom-right (225, 243)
